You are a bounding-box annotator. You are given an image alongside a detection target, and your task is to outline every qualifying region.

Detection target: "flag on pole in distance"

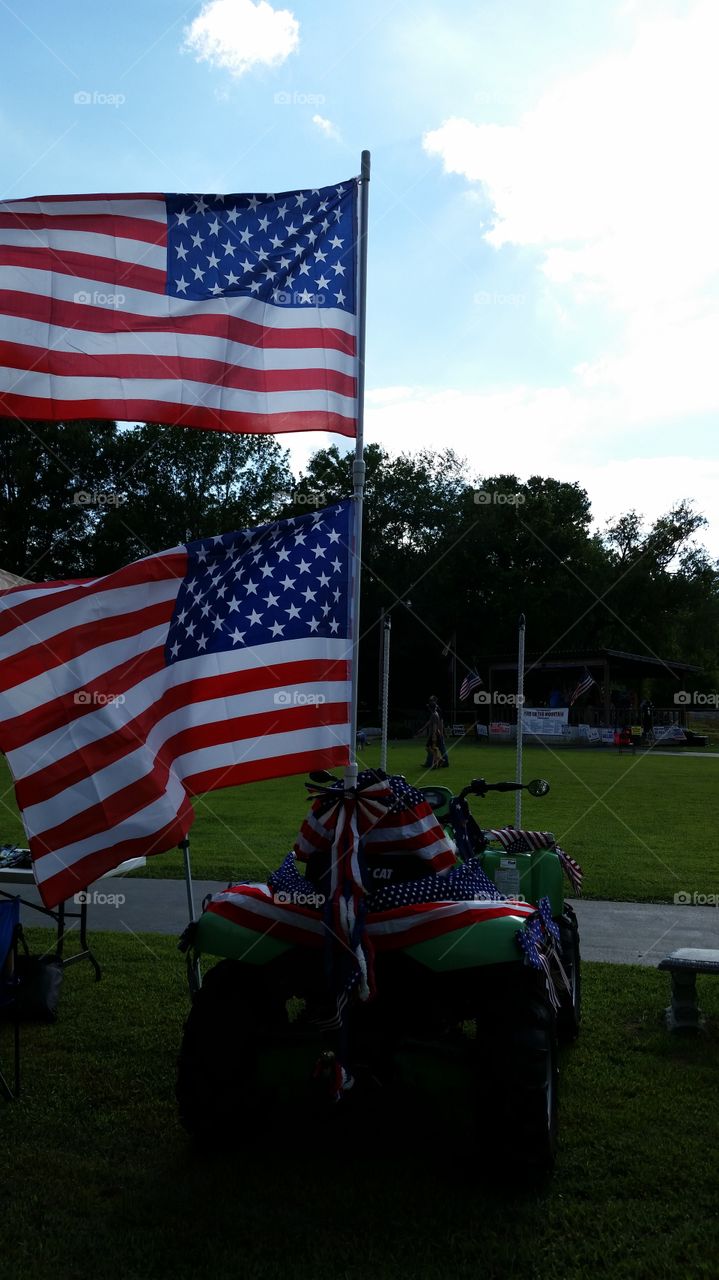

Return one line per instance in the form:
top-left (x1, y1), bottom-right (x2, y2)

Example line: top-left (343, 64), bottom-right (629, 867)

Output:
top-left (459, 669), bottom-right (483, 702)
top-left (0, 502), bottom-right (353, 908)
top-left (569, 668), bottom-right (596, 705)
top-left (0, 181), bottom-right (358, 437)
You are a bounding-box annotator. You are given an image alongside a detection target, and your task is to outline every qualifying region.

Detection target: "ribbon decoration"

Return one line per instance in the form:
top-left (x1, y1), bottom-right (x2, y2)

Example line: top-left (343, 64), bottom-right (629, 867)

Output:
top-left (288, 773), bottom-right (397, 1006)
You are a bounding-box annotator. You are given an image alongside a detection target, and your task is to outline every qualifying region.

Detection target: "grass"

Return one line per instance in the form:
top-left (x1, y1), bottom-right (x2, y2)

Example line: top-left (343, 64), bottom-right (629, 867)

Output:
top-left (1, 929), bottom-right (719, 1280)
top-left (2, 741), bottom-right (718, 902)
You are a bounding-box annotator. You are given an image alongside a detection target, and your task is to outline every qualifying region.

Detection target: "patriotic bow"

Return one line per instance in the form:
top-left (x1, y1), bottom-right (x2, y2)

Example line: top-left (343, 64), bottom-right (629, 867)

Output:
top-left (306, 773), bottom-right (395, 1002)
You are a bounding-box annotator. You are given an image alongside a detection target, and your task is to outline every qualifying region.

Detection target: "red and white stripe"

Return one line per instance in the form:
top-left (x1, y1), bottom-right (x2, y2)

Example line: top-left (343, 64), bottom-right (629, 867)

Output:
top-left (206, 882), bottom-right (536, 951)
top-left (294, 794), bottom-right (456, 874)
top-left (0, 557), bottom-right (351, 908)
top-left (0, 194), bottom-right (357, 436)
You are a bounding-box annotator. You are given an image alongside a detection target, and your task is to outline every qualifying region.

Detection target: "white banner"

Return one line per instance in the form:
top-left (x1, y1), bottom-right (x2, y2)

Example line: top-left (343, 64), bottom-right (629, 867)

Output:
top-left (523, 707), bottom-right (568, 736)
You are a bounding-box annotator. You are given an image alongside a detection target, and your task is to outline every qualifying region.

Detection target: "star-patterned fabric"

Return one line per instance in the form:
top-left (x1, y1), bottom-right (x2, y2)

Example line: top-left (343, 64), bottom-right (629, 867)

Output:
top-left (166, 502), bottom-right (351, 664)
top-left (166, 182), bottom-right (355, 310)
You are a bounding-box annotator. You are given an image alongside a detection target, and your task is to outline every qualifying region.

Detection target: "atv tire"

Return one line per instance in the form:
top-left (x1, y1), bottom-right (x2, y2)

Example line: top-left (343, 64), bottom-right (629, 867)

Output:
top-left (556, 904), bottom-right (581, 1043)
top-left (176, 958), bottom-right (286, 1147)
top-left (476, 968), bottom-right (558, 1177)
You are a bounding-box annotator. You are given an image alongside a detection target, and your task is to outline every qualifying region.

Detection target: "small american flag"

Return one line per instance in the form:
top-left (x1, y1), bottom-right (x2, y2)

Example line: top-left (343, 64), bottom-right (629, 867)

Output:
top-left (459, 669), bottom-right (483, 702)
top-left (0, 502), bottom-right (353, 908)
top-left (0, 181), bottom-right (358, 436)
top-left (569, 668), bottom-right (596, 705)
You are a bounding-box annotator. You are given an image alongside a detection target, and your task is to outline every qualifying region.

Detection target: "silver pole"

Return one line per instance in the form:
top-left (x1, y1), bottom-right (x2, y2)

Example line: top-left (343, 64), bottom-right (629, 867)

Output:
top-left (180, 835), bottom-right (196, 921)
top-left (380, 611), bottom-right (391, 772)
top-left (345, 149), bottom-right (371, 791)
top-left (515, 614), bottom-right (526, 828)
top-left (180, 835), bottom-right (202, 991)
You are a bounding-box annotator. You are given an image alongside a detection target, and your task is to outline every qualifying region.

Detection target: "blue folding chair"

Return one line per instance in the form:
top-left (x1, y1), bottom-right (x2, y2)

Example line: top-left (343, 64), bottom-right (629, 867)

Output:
top-left (0, 897), bottom-right (21, 1099)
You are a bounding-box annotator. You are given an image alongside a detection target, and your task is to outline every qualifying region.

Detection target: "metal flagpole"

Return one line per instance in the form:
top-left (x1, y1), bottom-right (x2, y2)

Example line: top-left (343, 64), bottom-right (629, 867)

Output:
top-left (180, 835), bottom-right (196, 921)
top-left (179, 834), bottom-right (201, 990)
top-left (345, 149), bottom-right (371, 791)
top-left (380, 611), bottom-right (391, 772)
top-left (452, 631), bottom-right (457, 722)
top-left (515, 614), bottom-right (526, 829)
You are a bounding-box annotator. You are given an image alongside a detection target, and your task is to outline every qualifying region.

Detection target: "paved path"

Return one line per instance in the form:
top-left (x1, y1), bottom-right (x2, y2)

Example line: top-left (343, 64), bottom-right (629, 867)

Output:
top-left (12, 877), bottom-right (719, 967)
top-left (641, 750), bottom-right (719, 758)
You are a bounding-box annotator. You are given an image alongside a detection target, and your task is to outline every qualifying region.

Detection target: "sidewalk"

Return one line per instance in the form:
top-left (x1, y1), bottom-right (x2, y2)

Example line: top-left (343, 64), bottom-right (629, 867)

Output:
top-left (14, 877), bottom-right (719, 967)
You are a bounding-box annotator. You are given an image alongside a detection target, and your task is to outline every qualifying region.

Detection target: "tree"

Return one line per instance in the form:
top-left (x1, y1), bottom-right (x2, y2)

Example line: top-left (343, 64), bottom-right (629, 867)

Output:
top-left (0, 417), bottom-right (120, 579)
top-left (90, 423), bottom-right (294, 572)
top-left (0, 419), bottom-right (295, 578)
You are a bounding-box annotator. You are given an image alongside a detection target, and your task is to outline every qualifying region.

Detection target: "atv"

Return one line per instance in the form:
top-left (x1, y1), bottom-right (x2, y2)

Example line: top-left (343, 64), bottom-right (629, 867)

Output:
top-left (176, 770), bottom-right (582, 1175)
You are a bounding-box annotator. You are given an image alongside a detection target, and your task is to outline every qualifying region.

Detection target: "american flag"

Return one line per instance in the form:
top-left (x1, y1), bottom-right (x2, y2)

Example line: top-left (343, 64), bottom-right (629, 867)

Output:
top-left (459, 668), bottom-right (483, 702)
top-left (569, 667), bottom-right (596, 705)
top-left (0, 502), bottom-right (353, 908)
top-left (0, 180), bottom-right (358, 437)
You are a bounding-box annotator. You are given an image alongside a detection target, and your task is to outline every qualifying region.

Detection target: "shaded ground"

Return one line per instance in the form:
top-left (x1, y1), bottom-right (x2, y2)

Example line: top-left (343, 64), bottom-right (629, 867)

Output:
top-left (2, 931), bottom-right (719, 1280)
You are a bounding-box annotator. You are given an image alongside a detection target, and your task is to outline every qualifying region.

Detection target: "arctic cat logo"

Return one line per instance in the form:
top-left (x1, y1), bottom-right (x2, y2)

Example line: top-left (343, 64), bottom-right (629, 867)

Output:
top-left (372, 867), bottom-right (393, 880)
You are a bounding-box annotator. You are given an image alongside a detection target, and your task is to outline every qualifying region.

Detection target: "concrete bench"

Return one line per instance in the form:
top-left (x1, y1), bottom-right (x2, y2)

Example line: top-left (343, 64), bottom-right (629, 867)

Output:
top-left (658, 948), bottom-right (719, 1031)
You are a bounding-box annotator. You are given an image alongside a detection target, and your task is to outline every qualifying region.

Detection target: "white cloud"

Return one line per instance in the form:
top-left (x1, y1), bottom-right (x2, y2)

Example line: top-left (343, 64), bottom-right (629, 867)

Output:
top-left (418, 2), bottom-right (719, 551)
top-left (283, 371), bottom-right (719, 553)
top-left (183, 0), bottom-right (299, 78)
top-left (312, 114), bottom-right (340, 142)
top-left (423, 2), bottom-right (719, 312)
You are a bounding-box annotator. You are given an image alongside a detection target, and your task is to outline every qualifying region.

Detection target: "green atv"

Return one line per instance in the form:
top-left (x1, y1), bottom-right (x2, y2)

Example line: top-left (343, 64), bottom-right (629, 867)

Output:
top-left (176, 770), bottom-right (581, 1175)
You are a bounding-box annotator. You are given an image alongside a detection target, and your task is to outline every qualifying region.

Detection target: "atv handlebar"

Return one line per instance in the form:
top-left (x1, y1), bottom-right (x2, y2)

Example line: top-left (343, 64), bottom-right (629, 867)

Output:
top-left (458, 777), bottom-right (550, 801)
top-left (306, 770), bottom-right (550, 800)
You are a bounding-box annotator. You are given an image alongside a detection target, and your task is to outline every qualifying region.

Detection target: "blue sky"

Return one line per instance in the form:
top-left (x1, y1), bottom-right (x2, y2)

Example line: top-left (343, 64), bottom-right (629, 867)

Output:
top-left (2, 0), bottom-right (718, 550)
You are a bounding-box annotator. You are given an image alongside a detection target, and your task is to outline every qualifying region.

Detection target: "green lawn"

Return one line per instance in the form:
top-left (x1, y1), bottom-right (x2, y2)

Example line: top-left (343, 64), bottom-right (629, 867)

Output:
top-left (1, 742), bottom-right (718, 901)
top-left (1, 930), bottom-right (718, 1280)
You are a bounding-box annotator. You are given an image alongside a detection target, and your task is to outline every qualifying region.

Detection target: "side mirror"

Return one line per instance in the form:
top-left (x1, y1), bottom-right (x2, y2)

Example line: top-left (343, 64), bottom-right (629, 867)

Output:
top-left (527, 778), bottom-right (550, 797)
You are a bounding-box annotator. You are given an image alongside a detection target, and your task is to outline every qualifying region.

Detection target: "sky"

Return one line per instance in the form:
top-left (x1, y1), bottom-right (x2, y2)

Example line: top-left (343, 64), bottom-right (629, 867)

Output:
top-left (1, 0), bottom-right (718, 551)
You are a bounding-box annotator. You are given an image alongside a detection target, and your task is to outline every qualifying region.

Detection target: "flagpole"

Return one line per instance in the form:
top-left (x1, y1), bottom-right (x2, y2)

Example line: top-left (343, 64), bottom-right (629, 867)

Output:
top-left (452, 631), bottom-right (457, 722)
top-left (345, 149), bottom-right (370, 791)
top-left (179, 834), bottom-right (201, 990)
top-left (514, 614), bottom-right (526, 828)
top-left (380, 610), bottom-right (391, 772)
top-left (180, 835), bottom-right (196, 921)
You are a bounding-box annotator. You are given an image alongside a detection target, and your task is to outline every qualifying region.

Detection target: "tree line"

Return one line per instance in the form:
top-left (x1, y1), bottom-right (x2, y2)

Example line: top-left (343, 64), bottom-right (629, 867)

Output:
top-left (1, 419), bottom-right (717, 712)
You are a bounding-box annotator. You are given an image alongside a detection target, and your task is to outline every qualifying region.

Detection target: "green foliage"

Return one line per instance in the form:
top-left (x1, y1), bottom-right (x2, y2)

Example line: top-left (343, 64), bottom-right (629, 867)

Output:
top-left (0, 418), bottom-right (293, 576)
top-left (0, 418), bottom-right (120, 579)
top-left (297, 444), bottom-right (719, 709)
top-left (91, 423), bottom-right (293, 570)
top-left (1, 422), bottom-right (717, 705)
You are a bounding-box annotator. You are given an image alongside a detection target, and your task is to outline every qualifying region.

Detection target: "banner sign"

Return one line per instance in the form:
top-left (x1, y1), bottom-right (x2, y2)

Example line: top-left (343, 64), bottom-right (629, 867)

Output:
top-left (489, 721), bottom-right (512, 736)
top-left (523, 707), bottom-right (569, 736)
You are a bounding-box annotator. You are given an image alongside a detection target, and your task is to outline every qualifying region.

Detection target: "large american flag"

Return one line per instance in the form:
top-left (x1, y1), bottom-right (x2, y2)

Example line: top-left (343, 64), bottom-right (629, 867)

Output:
top-left (0, 181), bottom-right (358, 436)
top-left (0, 502), bottom-right (353, 908)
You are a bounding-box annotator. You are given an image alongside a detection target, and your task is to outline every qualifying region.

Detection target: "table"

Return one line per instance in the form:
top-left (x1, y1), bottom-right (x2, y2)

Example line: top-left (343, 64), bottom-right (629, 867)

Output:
top-left (0, 857), bottom-right (146, 980)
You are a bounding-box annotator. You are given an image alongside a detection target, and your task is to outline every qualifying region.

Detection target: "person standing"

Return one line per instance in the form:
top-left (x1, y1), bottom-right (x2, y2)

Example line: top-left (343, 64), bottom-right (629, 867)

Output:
top-left (417, 696), bottom-right (449, 769)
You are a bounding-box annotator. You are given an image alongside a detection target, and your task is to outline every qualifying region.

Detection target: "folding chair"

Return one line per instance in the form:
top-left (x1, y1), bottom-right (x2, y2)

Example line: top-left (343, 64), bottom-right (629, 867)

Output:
top-left (0, 896), bottom-right (21, 1099)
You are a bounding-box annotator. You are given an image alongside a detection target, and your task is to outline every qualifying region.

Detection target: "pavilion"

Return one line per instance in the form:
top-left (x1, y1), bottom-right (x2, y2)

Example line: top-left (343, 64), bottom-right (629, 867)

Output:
top-left (485, 647), bottom-right (702, 728)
